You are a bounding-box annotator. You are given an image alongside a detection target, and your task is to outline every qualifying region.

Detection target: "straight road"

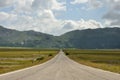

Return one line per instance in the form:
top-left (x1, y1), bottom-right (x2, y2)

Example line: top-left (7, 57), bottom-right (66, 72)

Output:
top-left (0, 50), bottom-right (120, 80)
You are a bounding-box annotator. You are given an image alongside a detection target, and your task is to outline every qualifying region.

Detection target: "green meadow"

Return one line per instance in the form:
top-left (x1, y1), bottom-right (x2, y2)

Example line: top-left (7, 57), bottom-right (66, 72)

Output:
top-left (64, 49), bottom-right (120, 73)
top-left (0, 48), bottom-right (58, 74)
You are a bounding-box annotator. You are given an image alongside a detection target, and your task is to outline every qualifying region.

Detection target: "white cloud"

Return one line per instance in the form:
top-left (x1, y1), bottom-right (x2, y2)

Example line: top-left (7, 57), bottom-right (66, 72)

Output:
top-left (0, 0), bottom-right (104, 36)
top-left (0, 11), bottom-right (103, 36)
top-left (0, 12), bottom-right (17, 22)
top-left (0, 0), bottom-right (66, 34)
top-left (63, 20), bottom-right (77, 29)
top-left (13, 0), bottom-right (66, 14)
top-left (88, 0), bottom-right (103, 9)
top-left (0, 0), bottom-right (14, 7)
top-left (13, 0), bottom-right (33, 13)
top-left (32, 0), bottom-right (66, 11)
top-left (3, 9), bottom-right (62, 35)
top-left (0, 12), bottom-right (9, 21)
top-left (63, 19), bottom-right (103, 30)
top-left (71, 0), bottom-right (103, 10)
top-left (39, 10), bottom-right (56, 21)
top-left (71, 0), bottom-right (88, 4)
top-left (103, 0), bottom-right (120, 27)
top-left (54, 19), bottom-right (103, 35)
top-left (77, 19), bottom-right (103, 29)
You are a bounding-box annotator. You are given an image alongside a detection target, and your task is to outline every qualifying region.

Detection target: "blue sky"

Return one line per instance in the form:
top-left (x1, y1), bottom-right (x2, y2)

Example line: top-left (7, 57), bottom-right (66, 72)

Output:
top-left (0, 0), bottom-right (119, 35)
top-left (56, 1), bottom-right (108, 22)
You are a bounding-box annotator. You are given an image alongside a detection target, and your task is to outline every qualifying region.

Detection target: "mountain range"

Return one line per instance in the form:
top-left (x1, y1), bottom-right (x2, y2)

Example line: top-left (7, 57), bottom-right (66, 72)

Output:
top-left (0, 26), bottom-right (120, 49)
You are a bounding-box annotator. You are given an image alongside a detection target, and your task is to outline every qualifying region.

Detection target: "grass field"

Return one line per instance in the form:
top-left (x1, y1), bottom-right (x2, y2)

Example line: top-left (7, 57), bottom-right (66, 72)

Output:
top-left (0, 48), bottom-right (58, 74)
top-left (64, 49), bottom-right (120, 73)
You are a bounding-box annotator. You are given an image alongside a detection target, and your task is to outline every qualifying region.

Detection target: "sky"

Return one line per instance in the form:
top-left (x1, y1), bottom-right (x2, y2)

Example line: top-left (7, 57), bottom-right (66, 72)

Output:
top-left (0, 0), bottom-right (120, 35)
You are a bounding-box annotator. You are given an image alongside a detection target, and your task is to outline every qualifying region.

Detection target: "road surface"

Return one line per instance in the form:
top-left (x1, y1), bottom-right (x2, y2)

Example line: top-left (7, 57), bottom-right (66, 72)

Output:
top-left (0, 50), bottom-right (120, 80)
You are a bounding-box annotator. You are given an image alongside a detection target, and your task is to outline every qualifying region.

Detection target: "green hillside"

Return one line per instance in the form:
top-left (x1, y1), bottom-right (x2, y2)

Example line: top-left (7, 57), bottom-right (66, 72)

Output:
top-left (0, 26), bottom-right (120, 49)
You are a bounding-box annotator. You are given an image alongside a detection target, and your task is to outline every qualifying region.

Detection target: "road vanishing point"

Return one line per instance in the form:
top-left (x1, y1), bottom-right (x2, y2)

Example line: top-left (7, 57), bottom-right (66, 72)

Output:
top-left (0, 50), bottom-right (120, 80)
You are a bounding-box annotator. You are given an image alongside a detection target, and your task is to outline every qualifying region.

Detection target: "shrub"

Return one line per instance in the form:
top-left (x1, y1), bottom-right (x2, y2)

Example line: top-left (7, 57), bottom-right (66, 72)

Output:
top-left (48, 54), bottom-right (52, 57)
top-left (36, 56), bottom-right (44, 61)
top-left (65, 52), bottom-right (69, 55)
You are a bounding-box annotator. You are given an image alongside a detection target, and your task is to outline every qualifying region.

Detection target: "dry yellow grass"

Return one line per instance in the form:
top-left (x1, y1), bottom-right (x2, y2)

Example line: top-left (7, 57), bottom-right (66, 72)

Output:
top-left (0, 48), bottom-right (58, 74)
top-left (64, 49), bottom-right (120, 73)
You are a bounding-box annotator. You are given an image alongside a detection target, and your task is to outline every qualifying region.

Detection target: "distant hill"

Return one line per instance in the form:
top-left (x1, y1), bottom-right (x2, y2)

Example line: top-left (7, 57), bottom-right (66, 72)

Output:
top-left (0, 25), bottom-right (120, 49)
top-left (60, 28), bottom-right (120, 49)
top-left (0, 26), bottom-right (57, 48)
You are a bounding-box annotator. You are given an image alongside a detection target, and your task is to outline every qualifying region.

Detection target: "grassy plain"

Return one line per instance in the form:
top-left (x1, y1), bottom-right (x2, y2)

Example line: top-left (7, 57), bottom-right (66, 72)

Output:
top-left (64, 49), bottom-right (120, 73)
top-left (0, 48), bottom-right (58, 74)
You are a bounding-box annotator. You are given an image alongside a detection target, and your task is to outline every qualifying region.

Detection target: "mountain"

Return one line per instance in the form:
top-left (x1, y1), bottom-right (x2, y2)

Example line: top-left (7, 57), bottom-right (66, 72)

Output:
top-left (60, 28), bottom-right (120, 49)
top-left (0, 25), bottom-right (120, 49)
top-left (0, 26), bottom-right (57, 48)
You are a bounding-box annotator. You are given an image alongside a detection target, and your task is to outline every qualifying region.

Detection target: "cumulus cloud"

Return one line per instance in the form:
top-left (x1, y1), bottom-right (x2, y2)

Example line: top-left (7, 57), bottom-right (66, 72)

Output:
top-left (13, 0), bottom-right (33, 13)
top-left (88, 0), bottom-right (103, 9)
top-left (56, 19), bottom-right (103, 35)
top-left (0, 0), bottom-right (14, 7)
top-left (0, 0), bottom-right (105, 36)
top-left (0, 0), bottom-right (66, 34)
top-left (63, 19), bottom-right (103, 30)
top-left (71, 0), bottom-right (103, 9)
top-left (62, 20), bottom-right (77, 30)
top-left (103, 0), bottom-right (120, 27)
top-left (77, 19), bottom-right (103, 29)
top-left (0, 12), bottom-right (9, 21)
top-left (0, 12), bottom-right (103, 36)
top-left (3, 9), bottom-right (62, 35)
top-left (32, 0), bottom-right (66, 11)
top-left (39, 10), bottom-right (56, 20)
top-left (0, 12), bottom-right (17, 24)
top-left (71, 0), bottom-right (88, 4)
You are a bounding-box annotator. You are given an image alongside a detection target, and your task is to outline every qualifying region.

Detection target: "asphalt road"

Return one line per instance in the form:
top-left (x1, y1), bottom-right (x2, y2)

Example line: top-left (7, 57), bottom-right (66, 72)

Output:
top-left (0, 50), bottom-right (120, 80)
